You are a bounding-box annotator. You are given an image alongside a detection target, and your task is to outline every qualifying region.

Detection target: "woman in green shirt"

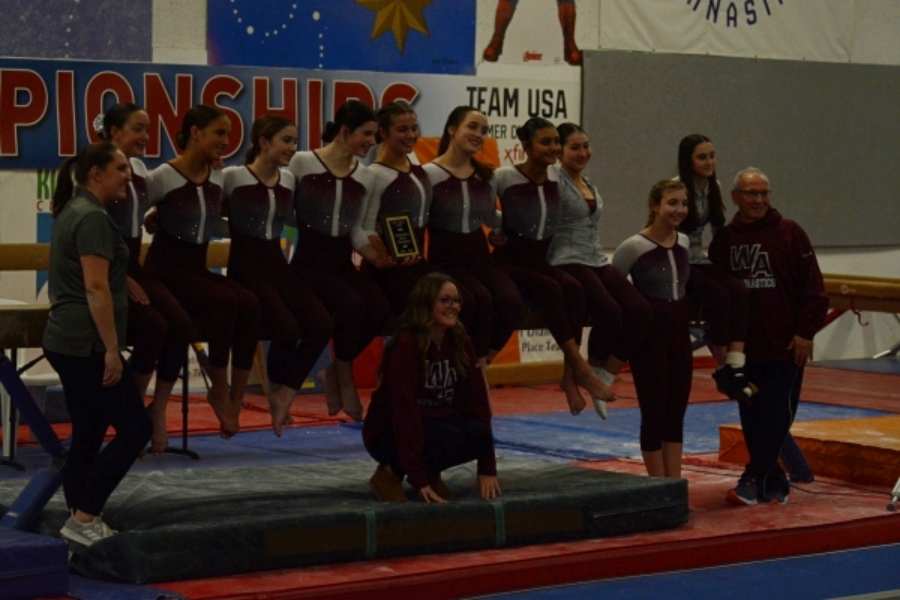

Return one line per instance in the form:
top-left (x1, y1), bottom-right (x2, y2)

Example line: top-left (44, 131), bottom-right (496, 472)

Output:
top-left (43, 142), bottom-right (152, 547)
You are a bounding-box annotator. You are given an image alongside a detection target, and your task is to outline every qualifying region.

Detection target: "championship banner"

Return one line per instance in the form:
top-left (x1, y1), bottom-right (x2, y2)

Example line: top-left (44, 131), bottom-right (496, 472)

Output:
top-left (0, 57), bottom-right (580, 369)
top-left (0, 58), bottom-right (579, 170)
top-left (599, 0), bottom-right (858, 64)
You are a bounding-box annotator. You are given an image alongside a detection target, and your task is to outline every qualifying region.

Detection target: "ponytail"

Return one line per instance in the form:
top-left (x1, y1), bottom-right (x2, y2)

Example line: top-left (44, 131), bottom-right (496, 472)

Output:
top-left (245, 114), bottom-right (295, 165)
top-left (51, 142), bottom-right (119, 218)
top-left (52, 156), bottom-right (79, 218)
top-left (322, 100), bottom-right (376, 144)
top-left (176, 105), bottom-right (225, 151)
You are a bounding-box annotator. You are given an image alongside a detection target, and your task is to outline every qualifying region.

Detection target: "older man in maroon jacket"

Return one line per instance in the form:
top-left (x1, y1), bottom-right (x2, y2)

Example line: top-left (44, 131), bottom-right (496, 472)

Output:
top-left (708, 167), bottom-right (828, 506)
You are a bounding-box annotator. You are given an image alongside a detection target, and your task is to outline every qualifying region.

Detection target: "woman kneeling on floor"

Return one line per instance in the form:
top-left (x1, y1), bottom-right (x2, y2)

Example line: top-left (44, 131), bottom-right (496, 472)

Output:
top-left (363, 273), bottom-right (501, 503)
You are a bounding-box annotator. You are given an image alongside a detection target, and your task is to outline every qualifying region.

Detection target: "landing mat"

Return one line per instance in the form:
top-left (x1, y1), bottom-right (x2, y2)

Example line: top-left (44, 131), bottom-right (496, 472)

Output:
top-left (2, 458), bottom-right (687, 584)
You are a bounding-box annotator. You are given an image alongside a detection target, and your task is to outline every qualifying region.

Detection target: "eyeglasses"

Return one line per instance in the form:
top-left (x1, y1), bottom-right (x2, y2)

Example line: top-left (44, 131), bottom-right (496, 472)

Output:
top-left (438, 296), bottom-right (462, 307)
top-left (738, 190), bottom-right (771, 199)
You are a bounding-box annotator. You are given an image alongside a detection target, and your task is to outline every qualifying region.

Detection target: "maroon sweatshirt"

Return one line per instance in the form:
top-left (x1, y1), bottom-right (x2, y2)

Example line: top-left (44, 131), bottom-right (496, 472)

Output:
top-left (708, 208), bottom-right (828, 363)
top-left (362, 333), bottom-right (496, 490)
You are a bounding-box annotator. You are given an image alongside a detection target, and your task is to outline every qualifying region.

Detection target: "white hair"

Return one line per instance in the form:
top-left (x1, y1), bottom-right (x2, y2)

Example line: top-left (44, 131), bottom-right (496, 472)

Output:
top-left (732, 167), bottom-right (769, 191)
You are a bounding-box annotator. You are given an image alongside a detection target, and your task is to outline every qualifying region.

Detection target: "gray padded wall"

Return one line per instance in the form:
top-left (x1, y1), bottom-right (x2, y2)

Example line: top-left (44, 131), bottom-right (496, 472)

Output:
top-left (582, 50), bottom-right (900, 248)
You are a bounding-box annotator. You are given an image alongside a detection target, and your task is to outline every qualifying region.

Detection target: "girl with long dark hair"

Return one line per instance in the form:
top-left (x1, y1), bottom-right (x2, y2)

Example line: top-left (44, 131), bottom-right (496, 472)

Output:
top-left (494, 117), bottom-right (615, 415)
top-left (288, 100), bottom-right (390, 422)
top-left (143, 105), bottom-right (261, 439)
top-left (547, 123), bottom-right (651, 419)
top-left (423, 106), bottom-right (523, 371)
top-left (676, 134), bottom-right (753, 402)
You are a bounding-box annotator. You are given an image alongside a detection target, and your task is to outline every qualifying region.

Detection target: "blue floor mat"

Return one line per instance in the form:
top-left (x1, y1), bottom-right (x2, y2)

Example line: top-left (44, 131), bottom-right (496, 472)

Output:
top-left (68, 575), bottom-right (184, 600)
top-left (480, 543), bottom-right (900, 600)
top-left (491, 401), bottom-right (886, 462)
top-left (0, 402), bottom-right (887, 482)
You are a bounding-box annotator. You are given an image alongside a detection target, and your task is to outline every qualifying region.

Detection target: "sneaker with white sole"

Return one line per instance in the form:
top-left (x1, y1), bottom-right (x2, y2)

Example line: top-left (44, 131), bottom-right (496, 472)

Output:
top-left (60, 514), bottom-right (117, 547)
top-left (726, 476), bottom-right (759, 505)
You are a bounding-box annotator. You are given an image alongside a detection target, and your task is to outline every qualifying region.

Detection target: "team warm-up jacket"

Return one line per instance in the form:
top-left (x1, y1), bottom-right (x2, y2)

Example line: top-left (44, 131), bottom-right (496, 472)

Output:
top-left (708, 208), bottom-right (828, 362)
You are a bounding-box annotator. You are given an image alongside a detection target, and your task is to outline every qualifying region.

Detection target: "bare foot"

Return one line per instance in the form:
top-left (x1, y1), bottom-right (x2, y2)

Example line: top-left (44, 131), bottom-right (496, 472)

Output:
top-left (339, 385), bottom-right (363, 422)
top-left (208, 385), bottom-right (238, 438)
top-left (335, 362), bottom-right (363, 422)
top-left (573, 366), bottom-right (616, 403)
top-left (560, 377), bottom-right (586, 415)
top-left (318, 364), bottom-right (342, 416)
top-left (146, 400), bottom-right (169, 456)
top-left (268, 382), bottom-right (293, 424)
top-left (268, 385), bottom-right (296, 437)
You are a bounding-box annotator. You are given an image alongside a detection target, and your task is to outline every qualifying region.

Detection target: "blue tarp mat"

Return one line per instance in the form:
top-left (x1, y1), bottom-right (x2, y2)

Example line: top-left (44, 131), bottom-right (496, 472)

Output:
top-left (483, 543), bottom-right (900, 600)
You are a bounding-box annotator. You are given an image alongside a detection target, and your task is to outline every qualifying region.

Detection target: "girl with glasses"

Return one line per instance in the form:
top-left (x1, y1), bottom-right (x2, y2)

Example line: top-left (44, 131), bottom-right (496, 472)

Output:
top-left (364, 273), bottom-right (500, 503)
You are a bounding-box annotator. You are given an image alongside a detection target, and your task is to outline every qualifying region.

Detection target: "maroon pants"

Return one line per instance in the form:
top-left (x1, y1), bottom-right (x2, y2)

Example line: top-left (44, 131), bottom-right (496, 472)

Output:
top-left (629, 298), bottom-right (693, 452)
top-left (291, 227), bottom-right (389, 362)
top-left (122, 236), bottom-right (191, 383)
top-left (144, 232), bottom-right (261, 370)
top-left (557, 263), bottom-right (651, 364)
top-left (429, 228), bottom-right (523, 357)
top-left (229, 233), bottom-right (332, 389)
top-left (495, 235), bottom-right (584, 346)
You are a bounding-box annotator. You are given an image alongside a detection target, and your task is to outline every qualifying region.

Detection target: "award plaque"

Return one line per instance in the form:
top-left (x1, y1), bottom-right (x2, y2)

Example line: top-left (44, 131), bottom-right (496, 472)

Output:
top-left (381, 214), bottom-right (421, 260)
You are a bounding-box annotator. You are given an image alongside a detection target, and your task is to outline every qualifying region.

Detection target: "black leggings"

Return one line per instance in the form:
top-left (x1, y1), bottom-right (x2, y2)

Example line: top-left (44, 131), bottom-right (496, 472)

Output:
top-left (45, 349), bottom-right (152, 516)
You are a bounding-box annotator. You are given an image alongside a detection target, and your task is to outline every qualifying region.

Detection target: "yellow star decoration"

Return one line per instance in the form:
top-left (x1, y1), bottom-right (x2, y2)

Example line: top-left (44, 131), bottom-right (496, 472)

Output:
top-left (356, 0), bottom-right (433, 53)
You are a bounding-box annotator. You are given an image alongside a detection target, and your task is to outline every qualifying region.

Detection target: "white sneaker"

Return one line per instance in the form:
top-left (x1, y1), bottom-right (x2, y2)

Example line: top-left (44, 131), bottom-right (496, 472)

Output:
top-left (592, 398), bottom-right (608, 420)
top-left (60, 514), bottom-right (117, 546)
